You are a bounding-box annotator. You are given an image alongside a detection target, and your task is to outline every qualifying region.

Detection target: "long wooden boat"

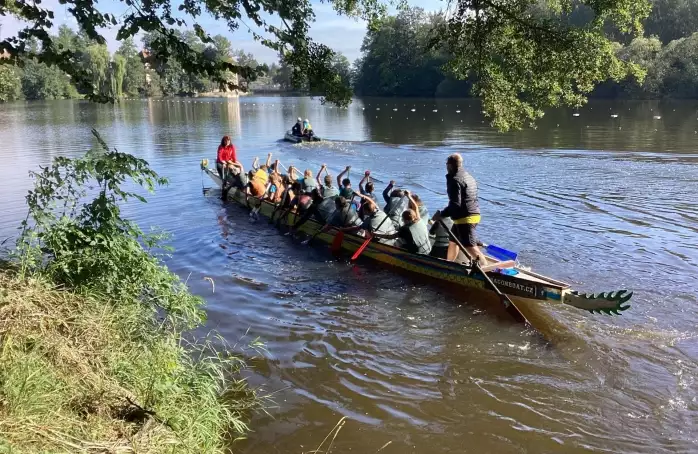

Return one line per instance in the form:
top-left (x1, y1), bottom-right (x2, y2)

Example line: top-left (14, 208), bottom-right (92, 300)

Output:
top-left (284, 131), bottom-right (322, 143)
top-left (202, 165), bottom-right (632, 342)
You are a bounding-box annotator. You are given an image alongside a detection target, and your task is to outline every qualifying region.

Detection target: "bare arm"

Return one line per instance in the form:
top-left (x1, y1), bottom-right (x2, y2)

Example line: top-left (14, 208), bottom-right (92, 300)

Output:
top-left (265, 153), bottom-right (272, 168)
top-left (359, 171), bottom-right (369, 192)
top-left (337, 166), bottom-right (350, 188)
top-left (252, 157), bottom-right (259, 171)
top-left (355, 191), bottom-right (378, 210)
top-left (316, 164), bottom-right (326, 187)
top-left (405, 191), bottom-right (420, 222)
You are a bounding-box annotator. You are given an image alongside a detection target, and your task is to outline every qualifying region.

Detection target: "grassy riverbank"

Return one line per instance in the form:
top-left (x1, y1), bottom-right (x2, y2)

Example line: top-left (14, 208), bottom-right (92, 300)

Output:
top-left (0, 131), bottom-right (260, 452)
top-left (0, 267), bottom-right (258, 452)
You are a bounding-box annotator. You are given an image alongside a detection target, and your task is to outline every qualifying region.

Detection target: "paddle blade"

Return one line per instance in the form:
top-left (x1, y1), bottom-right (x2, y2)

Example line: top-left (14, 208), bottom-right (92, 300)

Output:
top-left (351, 235), bottom-right (372, 262)
top-left (331, 230), bottom-right (344, 253)
top-left (485, 244), bottom-right (518, 262)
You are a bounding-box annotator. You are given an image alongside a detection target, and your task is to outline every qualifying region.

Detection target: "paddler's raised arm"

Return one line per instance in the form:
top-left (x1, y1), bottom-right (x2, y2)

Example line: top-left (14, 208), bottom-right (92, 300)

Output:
top-left (383, 180), bottom-right (395, 204)
top-left (337, 166), bottom-right (350, 188)
top-left (252, 156), bottom-right (259, 171)
top-left (404, 190), bottom-right (420, 222)
top-left (359, 171), bottom-right (370, 193)
top-left (355, 191), bottom-right (378, 210)
top-left (274, 159), bottom-right (281, 176)
top-left (287, 166), bottom-right (298, 182)
top-left (265, 152), bottom-right (272, 168)
top-left (316, 164), bottom-right (326, 187)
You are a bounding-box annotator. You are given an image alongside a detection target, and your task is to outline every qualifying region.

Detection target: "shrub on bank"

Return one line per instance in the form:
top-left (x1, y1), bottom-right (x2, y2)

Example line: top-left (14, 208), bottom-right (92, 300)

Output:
top-left (0, 130), bottom-right (260, 452)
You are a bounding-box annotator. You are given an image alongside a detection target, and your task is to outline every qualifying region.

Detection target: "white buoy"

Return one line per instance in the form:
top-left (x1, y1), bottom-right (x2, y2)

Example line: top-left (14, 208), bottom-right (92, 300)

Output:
top-left (611, 114), bottom-right (618, 118)
top-left (653, 115), bottom-right (661, 120)
top-left (573, 113), bottom-right (580, 117)
top-left (432, 109), bottom-right (438, 112)
top-left (376, 107), bottom-right (380, 111)
top-left (393, 108), bottom-right (397, 111)
top-left (456, 110), bottom-right (461, 113)
top-left (410, 108), bottom-right (416, 112)
top-left (362, 108), bottom-right (365, 110)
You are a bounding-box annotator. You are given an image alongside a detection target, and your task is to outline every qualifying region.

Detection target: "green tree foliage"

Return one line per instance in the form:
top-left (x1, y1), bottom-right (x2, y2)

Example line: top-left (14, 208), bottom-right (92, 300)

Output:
top-left (0, 65), bottom-right (21, 102)
top-left (645, 0), bottom-right (698, 44)
top-left (115, 37), bottom-right (145, 97)
top-left (353, 9), bottom-right (459, 97)
top-left (111, 54), bottom-right (126, 98)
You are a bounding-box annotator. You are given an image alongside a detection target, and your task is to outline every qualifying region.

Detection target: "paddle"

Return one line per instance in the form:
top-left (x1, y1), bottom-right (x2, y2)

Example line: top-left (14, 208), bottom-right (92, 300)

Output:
top-left (436, 219), bottom-right (530, 326)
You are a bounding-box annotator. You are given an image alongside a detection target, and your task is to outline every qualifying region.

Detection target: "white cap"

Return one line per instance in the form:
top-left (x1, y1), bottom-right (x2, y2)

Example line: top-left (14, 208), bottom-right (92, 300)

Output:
top-left (304, 118), bottom-right (309, 122)
top-left (297, 117), bottom-right (302, 122)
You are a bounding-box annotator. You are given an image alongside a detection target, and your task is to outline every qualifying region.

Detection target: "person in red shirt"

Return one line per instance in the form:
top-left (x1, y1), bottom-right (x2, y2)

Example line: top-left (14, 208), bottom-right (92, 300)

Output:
top-left (216, 136), bottom-right (237, 179)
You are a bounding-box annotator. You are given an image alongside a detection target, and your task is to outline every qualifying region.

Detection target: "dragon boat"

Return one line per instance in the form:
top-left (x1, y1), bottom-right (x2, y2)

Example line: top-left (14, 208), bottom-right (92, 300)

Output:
top-left (202, 163), bottom-right (632, 342)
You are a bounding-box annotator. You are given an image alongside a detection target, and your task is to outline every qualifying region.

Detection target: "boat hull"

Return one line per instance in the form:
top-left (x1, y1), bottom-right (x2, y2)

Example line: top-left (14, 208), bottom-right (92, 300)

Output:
top-left (284, 132), bottom-right (322, 143)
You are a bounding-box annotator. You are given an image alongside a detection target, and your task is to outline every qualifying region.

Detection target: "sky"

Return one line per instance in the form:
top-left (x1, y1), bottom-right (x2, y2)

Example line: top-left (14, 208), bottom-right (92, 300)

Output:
top-left (0, 0), bottom-right (445, 64)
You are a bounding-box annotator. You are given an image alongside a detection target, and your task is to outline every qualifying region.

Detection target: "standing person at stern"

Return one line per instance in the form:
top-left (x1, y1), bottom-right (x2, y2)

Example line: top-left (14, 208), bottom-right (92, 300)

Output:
top-left (432, 153), bottom-right (486, 265)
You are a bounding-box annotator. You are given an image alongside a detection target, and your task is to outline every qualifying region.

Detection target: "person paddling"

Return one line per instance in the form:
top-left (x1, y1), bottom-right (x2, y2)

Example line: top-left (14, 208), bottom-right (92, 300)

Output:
top-left (316, 164), bottom-right (339, 198)
top-left (373, 191), bottom-right (431, 255)
top-left (431, 153), bottom-right (486, 265)
top-left (337, 166), bottom-right (354, 199)
top-left (340, 193), bottom-right (396, 245)
top-left (216, 135), bottom-right (237, 179)
top-left (382, 180), bottom-right (407, 229)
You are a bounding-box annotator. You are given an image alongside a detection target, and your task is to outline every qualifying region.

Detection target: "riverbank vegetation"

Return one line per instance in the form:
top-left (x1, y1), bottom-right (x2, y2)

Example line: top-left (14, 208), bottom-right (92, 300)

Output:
top-left (1, 0), bottom-right (651, 130)
top-left (0, 26), bottom-right (266, 101)
top-left (352, 5), bottom-right (698, 102)
top-left (0, 130), bottom-right (260, 452)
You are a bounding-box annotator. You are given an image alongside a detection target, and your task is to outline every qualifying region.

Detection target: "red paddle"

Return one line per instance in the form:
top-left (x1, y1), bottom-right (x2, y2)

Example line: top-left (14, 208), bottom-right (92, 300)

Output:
top-left (331, 230), bottom-right (344, 254)
top-left (350, 233), bottom-right (373, 261)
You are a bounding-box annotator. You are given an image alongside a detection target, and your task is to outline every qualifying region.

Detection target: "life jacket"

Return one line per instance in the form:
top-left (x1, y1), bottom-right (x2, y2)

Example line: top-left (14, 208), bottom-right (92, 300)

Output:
top-left (385, 196), bottom-right (407, 228)
top-left (329, 206), bottom-right (361, 228)
top-left (316, 197), bottom-right (337, 222)
top-left (364, 210), bottom-right (396, 246)
top-left (402, 221), bottom-right (432, 255)
top-left (254, 169), bottom-right (269, 185)
top-left (339, 187), bottom-right (354, 199)
top-left (431, 217), bottom-right (453, 249)
top-left (322, 185), bottom-right (339, 198)
top-left (303, 121), bottom-right (312, 131)
top-left (302, 178), bottom-right (317, 194)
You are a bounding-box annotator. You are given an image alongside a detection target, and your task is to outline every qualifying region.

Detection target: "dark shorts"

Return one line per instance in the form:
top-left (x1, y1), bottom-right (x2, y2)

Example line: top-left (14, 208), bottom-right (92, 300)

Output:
top-left (430, 245), bottom-right (449, 259)
top-left (453, 223), bottom-right (478, 247)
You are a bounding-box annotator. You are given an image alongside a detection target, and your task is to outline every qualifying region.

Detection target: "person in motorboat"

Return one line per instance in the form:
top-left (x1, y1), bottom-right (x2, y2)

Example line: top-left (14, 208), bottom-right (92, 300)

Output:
top-left (316, 164), bottom-right (339, 198)
top-left (291, 117), bottom-right (303, 136)
top-left (431, 153), bottom-right (486, 264)
top-left (373, 191), bottom-right (432, 255)
top-left (216, 135), bottom-right (237, 179)
top-left (302, 119), bottom-right (314, 138)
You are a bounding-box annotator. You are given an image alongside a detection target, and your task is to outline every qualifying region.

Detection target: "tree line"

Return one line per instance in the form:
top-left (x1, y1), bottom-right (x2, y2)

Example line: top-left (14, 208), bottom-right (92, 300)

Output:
top-left (352, 2), bottom-right (698, 101)
top-left (0, 25), bottom-right (266, 102)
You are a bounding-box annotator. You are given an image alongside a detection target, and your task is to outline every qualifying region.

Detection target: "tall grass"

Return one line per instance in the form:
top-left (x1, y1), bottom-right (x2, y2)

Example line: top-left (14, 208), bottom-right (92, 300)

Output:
top-left (0, 131), bottom-right (262, 452)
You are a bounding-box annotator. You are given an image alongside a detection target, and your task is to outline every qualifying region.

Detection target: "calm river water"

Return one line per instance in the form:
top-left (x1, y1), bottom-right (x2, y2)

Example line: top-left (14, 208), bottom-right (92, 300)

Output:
top-left (1, 97), bottom-right (697, 453)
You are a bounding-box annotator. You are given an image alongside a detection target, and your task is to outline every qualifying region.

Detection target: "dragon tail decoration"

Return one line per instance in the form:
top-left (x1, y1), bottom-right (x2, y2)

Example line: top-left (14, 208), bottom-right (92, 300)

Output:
top-left (565, 290), bottom-right (633, 315)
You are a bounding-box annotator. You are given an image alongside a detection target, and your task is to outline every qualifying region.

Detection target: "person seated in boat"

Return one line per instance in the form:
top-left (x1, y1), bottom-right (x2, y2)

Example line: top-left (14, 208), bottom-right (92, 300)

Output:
top-left (412, 194), bottom-right (430, 227)
top-left (316, 164), bottom-right (339, 198)
top-left (288, 188), bottom-right (337, 234)
top-left (288, 166), bottom-right (317, 194)
top-left (246, 156), bottom-right (270, 198)
top-left (382, 181), bottom-right (408, 229)
top-left (359, 171), bottom-right (379, 205)
top-left (428, 212), bottom-right (454, 260)
top-left (431, 153), bottom-right (486, 265)
top-left (224, 161), bottom-right (247, 190)
top-left (216, 135), bottom-right (237, 179)
top-left (373, 191), bottom-right (431, 255)
top-left (339, 193), bottom-right (396, 245)
top-left (267, 161), bottom-right (286, 204)
top-left (328, 196), bottom-right (362, 229)
top-left (336, 166), bottom-right (354, 199)
top-left (302, 119), bottom-right (314, 138)
top-left (291, 117), bottom-right (303, 136)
